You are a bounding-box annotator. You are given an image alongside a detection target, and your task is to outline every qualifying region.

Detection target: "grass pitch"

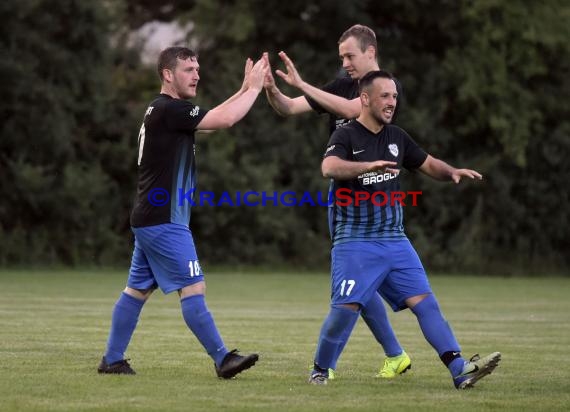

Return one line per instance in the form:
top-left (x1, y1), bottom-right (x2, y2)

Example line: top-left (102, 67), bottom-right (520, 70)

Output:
top-left (0, 270), bottom-right (569, 411)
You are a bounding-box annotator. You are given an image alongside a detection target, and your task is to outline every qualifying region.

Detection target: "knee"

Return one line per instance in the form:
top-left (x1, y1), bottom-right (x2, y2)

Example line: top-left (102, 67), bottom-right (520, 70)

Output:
top-left (124, 286), bottom-right (153, 301)
top-left (179, 281), bottom-right (206, 298)
top-left (405, 293), bottom-right (431, 309)
top-left (332, 303), bottom-right (360, 312)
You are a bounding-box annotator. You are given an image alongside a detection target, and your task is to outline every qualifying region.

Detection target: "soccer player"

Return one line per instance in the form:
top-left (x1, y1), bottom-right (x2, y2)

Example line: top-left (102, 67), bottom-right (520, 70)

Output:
top-left (264, 25), bottom-right (411, 379)
top-left (97, 47), bottom-right (268, 378)
top-left (309, 70), bottom-right (501, 388)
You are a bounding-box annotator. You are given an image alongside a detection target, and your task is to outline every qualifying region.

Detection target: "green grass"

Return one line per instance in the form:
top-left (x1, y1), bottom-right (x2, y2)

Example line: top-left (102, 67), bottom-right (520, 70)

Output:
top-left (1, 270), bottom-right (569, 412)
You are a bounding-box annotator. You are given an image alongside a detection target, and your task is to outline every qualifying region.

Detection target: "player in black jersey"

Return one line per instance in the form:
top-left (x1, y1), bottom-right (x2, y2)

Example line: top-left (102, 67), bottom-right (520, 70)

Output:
top-left (264, 25), bottom-right (411, 378)
top-left (98, 47), bottom-right (268, 379)
top-left (309, 70), bottom-right (500, 388)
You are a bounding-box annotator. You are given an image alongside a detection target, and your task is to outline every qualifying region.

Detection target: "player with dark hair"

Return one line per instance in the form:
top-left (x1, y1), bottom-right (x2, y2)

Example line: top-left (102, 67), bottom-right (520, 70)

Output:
top-left (264, 25), bottom-right (410, 379)
top-left (98, 46), bottom-right (268, 379)
top-left (309, 70), bottom-right (501, 388)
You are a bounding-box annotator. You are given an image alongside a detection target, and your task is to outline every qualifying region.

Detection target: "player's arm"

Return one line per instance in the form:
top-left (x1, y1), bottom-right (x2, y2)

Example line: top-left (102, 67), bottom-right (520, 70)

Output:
top-left (418, 155), bottom-right (483, 183)
top-left (300, 85), bottom-right (361, 119)
top-left (275, 51), bottom-right (361, 119)
top-left (197, 57), bottom-right (268, 130)
top-left (263, 52), bottom-right (312, 116)
top-left (197, 58), bottom-right (254, 134)
top-left (217, 57), bottom-right (255, 110)
top-left (265, 88), bottom-right (313, 116)
top-left (322, 156), bottom-right (398, 180)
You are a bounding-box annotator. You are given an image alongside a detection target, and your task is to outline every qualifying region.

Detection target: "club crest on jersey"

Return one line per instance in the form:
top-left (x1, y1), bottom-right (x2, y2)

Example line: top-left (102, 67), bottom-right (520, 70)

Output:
top-left (189, 106), bottom-right (200, 117)
top-left (388, 144), bottom-right (399, 157)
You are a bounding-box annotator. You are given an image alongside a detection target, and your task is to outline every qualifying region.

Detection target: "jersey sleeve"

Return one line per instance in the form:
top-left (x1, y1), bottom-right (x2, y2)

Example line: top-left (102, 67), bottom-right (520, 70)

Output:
top-left (305, 78), bottom-right (342, 114)
top-left (323, 128), bottom-right (350, 160)
top-left (401, 129), bottom-right (428, 170)
top-left (165, 99), bottom-right (209, 131)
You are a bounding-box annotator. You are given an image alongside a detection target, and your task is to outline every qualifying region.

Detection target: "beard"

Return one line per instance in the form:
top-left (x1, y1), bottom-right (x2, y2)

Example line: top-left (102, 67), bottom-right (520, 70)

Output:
top-left (373, 111), bottom-right (393, 125)
top-left (177, 89), bottom-right (196, 99)
top-left (173, 79), bottom-right (196, 99)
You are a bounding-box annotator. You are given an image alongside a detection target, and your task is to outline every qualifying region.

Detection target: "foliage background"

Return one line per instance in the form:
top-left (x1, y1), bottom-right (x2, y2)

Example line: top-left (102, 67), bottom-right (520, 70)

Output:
top-left (1, 0), bottom-right (568, 274)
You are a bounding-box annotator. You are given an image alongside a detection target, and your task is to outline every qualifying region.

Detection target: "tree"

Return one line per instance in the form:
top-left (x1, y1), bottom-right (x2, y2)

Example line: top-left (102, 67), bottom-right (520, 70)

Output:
top-left (366, 0), bottom-right (570, 273)
top-left (1, 0), bottom-right (567, 274)
top-left (0, 0), bottom-right (130, 265)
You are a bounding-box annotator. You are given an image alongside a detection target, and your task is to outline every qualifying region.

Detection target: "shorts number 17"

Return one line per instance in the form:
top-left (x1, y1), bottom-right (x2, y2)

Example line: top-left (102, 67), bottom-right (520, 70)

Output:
top-left (340, 279), bottom-right (355, 296)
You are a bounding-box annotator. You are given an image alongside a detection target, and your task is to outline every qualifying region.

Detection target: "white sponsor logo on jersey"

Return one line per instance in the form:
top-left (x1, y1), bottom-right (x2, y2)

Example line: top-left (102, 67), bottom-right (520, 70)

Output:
top-left (325, 145), bottom-right (336, 155)
top-left (189, 106), bottom-right (200, 117)
top-left (335, 118), bottom-right (351, 129)
top-left (358, 171), bottom-right (399, 185)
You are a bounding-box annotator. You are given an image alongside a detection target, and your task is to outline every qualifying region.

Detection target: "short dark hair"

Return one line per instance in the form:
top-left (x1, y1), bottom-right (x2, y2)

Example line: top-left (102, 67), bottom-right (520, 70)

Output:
top-left (358, 70), bottom-right (394, 94)
top-left (157, 47), bottom-right (197, 81)
top-left (338, 24), bottom-right (377, 56)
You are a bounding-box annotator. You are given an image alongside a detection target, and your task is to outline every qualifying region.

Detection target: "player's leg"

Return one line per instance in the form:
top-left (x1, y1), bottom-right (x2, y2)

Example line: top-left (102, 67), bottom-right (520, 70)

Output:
top-left (327, 310), bottom-right (358, 378)
top-left (99, 235), bottom-right (155, 374)
top-left (407, 293), bottom-right (462, 371)
top-left (383, 284), bottom-right (466, 383)
top-left (136, 224), bottom-right (227, 363)
top-left (178, 282), bottom-right (228, 368)
top-left (330, 292), bottom-right (410, 379)
top-left (142, 223), bottom-right (257, 379)
top-left (384, 239), bottom-right (500, 388)
top-left (353, 240), bottom-right (411, 378)
top-left (360, 292), bottom-right (411, 378)
top-left (381, 240), bottom-right (464, 380)
top-left (311, 303), bottom-right (360, 384)
top-left (360, 292), bottom-right (404, 357)
top-left (179, 282), bottom-right (258, 379)
top-left (310, 241), bottom-right (386, 384)
top-left (407, 293), bottom-right (501, 388)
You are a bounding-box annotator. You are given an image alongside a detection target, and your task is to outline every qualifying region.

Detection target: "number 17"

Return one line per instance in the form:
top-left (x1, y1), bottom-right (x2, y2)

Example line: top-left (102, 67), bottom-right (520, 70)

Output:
top-left (340, 279), bottom-right (355, 296)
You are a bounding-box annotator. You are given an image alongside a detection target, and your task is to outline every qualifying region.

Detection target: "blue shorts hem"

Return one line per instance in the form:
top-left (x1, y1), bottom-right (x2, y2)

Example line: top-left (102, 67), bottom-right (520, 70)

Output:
top-left (384, 290), bottom-right (433, 312)
top-left (161, 276), bottom-right (204, 294)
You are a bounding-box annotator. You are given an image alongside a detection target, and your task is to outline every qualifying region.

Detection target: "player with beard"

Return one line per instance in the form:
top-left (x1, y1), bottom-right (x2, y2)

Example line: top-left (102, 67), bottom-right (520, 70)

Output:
top-left (309, 70), bottom-right (501, 389)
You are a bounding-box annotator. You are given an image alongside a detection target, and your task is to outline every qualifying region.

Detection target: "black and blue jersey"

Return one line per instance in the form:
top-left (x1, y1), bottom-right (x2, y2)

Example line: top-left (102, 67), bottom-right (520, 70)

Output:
top-left (324, 121), bottom-right (427, 245)
top-left (130, 94), bottom-right (208, 228)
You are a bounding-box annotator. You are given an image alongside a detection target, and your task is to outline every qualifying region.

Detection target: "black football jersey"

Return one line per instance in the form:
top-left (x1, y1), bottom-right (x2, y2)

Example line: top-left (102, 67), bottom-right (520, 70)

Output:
top-left (324, 121), bottom-right (427, 244)
top-left (130, 94), bottom-right (208, 228)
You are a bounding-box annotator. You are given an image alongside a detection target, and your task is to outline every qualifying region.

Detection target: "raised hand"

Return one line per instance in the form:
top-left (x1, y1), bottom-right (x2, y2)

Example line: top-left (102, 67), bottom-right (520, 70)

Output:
top-left (240, 58), bottom-right (254, 92)
top-left (275, 51), bottom-right (305, 89)
top-left (262, 52), bottom-right (278, 90)
top-left (248, 57), bottom-right (269, 92)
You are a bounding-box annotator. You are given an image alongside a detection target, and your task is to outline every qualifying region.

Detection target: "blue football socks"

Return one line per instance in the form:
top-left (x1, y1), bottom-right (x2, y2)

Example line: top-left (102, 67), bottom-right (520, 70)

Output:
top-left (330, 293), bottom-right (403, 369)
top-left (361, 292), bottom-right (403, 357)
top-left (410, 294), bottom-right (464, 375)
top-left (180, 294), bottom-right (228, 367)
top-left (329, 308), bottom-right (359, 370)
top-left (105, 292), bottom-right (145, 364)
top-left (314, 305), bottom-right (360, 371)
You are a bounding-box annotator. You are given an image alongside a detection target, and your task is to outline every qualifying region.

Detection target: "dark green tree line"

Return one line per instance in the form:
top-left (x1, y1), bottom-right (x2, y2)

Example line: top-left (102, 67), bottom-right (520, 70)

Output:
top-left (0, 0), bottom-right (126, 265)
top-left (0, 0), bottom-right (568, 274)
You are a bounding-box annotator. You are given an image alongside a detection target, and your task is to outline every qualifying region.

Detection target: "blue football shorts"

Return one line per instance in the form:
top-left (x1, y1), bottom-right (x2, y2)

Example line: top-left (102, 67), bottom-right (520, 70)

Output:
top-left (127, 223), bottom-right (204, 294)
top-left (330, 238), bottom-right (432, 311)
